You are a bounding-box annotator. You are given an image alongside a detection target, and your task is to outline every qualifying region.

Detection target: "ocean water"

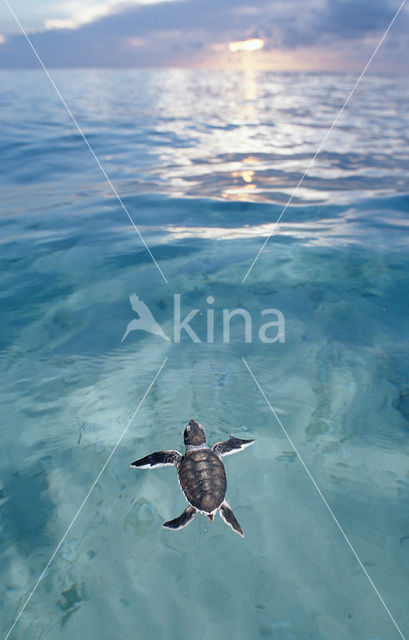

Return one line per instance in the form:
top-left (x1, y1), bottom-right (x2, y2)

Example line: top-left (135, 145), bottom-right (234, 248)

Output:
top-left (1, 68), bottom-right (409, 640)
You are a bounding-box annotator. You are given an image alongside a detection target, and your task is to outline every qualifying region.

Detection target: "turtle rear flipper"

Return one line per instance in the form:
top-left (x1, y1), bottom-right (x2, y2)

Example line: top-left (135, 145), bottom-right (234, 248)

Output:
top-left (163, 506), bottom-right (196, 530)
top-left (219, 501), bottom-right (244, 537)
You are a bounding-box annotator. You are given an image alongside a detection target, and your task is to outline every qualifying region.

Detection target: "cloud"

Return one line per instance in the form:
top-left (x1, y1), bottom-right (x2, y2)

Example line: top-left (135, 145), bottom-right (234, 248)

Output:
top-left (44, 5), bottom-right (114, 31)
top-left (0, 0), bottom-right (407, 70)
top-left (321, 0), bottom-right (396, 37)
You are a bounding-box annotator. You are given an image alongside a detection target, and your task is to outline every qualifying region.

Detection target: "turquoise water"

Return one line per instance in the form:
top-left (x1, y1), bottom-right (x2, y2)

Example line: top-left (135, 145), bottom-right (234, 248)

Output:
top-left (1, 69), bottom-right (409, 639)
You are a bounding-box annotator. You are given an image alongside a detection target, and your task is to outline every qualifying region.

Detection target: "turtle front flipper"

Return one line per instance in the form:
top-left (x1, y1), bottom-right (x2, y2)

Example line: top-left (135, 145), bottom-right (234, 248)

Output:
top-left (212, 436), bottom-right (255, 457)
top-left (163, 506), bottom-right (196, 530)
top-left (130, 449), bottom-right (182, 469)
top-left (219, 501), bottom-right (244, 537)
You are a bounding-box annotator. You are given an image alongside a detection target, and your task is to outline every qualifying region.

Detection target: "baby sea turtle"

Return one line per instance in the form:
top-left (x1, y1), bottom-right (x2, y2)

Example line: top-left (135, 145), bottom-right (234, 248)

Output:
top-left (130, 419), bottom-right (255, 536)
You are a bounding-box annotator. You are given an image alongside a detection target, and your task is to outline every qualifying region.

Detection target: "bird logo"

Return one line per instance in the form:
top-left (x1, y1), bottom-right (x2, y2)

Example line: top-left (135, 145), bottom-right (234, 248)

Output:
top-left (121, 294), bottom-right (170, 343)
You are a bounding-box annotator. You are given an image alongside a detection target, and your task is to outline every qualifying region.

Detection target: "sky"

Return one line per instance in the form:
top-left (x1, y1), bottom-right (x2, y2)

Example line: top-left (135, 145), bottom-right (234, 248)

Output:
top-left (0, 0), bottom-right (408, 71)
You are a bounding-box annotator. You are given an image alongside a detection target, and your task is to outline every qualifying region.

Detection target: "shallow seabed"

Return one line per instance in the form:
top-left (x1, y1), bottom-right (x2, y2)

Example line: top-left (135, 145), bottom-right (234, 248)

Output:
top-left (1, 69), bottom-right (409, 640)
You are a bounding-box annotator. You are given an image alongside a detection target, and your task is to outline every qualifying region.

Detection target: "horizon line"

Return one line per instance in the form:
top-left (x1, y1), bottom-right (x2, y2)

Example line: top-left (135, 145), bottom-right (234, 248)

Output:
top-left (0, 65), bottom-right (407, 75)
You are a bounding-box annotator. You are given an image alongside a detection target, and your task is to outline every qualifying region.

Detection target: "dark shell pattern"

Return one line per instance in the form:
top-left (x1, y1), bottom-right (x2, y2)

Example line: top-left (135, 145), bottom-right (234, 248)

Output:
top-left (178, 449), bottom-right (227, 513)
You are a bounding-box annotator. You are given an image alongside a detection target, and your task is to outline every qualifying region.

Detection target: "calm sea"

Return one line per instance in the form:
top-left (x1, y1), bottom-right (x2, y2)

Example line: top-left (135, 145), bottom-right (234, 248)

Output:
top-left (1, 69), bottom-right (409, 639)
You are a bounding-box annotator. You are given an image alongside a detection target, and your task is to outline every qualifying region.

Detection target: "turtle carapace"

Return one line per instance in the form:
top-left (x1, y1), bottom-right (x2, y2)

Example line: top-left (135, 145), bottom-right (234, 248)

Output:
top-left (130, 419), bottom-right (255, 536)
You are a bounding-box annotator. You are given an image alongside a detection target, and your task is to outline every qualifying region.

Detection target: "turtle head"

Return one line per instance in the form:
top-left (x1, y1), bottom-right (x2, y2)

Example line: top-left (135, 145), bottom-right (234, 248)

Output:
top-left (184, 419), bottom-right (206, 447)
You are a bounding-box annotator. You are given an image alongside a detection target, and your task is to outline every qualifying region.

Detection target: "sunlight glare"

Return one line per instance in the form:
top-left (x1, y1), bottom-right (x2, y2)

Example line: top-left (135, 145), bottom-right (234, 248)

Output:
top-left (228, 38), bottom-right (265, 53)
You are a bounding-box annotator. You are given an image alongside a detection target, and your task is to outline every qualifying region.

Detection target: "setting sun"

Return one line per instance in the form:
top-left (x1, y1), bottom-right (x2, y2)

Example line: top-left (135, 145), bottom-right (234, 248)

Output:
top-left (228, 38), bottom-right (265, 53)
